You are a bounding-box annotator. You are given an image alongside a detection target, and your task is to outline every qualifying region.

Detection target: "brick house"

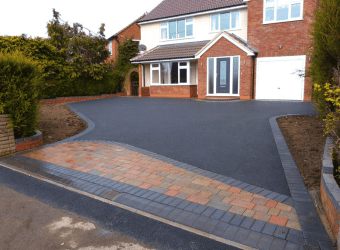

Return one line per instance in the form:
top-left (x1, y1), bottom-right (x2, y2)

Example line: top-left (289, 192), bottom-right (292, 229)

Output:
top-left (107, 14), bottom-right (146, 63)
top-left (131, 0), bottom-right (316, 101)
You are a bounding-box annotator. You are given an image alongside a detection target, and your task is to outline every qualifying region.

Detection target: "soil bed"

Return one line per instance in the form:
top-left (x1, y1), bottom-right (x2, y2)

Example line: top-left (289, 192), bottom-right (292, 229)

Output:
top-left (38, 103), bottom-right (88, 146)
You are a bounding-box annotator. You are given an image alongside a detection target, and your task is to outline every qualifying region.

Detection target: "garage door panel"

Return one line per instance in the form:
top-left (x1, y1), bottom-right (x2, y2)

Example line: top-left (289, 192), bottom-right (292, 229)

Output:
top-left (256, 56), bottom-right (306, 101)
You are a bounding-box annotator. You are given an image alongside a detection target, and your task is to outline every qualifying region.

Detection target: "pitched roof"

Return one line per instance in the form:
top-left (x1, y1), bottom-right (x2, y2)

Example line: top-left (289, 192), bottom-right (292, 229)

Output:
top-left (131, 41), bottom-right (209, 62)
top-left (107, 14), bottom-right (146, 41)
top-left (139, 0), bottom-right (245, 23)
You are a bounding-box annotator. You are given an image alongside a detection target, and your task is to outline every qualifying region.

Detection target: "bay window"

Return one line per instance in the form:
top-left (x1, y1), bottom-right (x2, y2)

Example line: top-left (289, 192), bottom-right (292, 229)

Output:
top-left (151, 62), bottom-right (190, 84)
top-left (211, 11), bottom-right (240, 31)
top-left (264, 0), bottom-right (303, 23)
top-left (161, 19), bottom-right (193, 40)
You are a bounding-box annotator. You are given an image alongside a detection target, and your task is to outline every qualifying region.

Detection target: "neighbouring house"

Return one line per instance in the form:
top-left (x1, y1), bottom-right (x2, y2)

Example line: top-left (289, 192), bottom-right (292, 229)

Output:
top-left (107, 14), bottom-right (146, 63)
top-left (131, 0), bottom-right (315, 101)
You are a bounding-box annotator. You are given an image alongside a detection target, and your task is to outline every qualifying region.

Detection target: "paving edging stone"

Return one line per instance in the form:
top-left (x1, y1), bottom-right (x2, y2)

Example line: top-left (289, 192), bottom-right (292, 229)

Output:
top-left (40, 93), bottom-right (127, 104)
top-left (0, 114), bottom-right (16, 156)
top-left (320, 136), bottom-right (340, 241)
top-left (270, 115), bottom-right (333, 249)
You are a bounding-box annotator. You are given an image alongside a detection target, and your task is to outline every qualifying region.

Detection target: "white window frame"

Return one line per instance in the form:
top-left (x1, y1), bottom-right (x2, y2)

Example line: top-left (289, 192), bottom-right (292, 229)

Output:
top-left (210, 11), bottom-right (241, 32)
top-left (150, 61), bottom-right (191, 85)
top-left (109, 41), bottom-right (112, 55)
top-left (263, 0), bottom-right (304, 24)
top-left (206, 56), bottom-right (240, 96)
top-left (160, 19), bottom-right (194, 41)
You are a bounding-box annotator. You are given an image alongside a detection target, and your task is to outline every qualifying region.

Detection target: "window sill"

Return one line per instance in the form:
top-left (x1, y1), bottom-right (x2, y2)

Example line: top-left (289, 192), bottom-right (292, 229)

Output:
top-left (262, 18), bottom-right (303, 25)
top-left (151, 84), bottom-right (196, 86)
top-left (206, 94), bottom-right (240, 96)
top-left (209, 28), bottom-right (241, 34)
top-left (160, 37), bottom-right (195, 42)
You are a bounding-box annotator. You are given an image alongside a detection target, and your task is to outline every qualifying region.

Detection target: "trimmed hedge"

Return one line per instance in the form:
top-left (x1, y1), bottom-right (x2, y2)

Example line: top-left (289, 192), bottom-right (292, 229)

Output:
top-left (0, 51), bottom-right (41, 139)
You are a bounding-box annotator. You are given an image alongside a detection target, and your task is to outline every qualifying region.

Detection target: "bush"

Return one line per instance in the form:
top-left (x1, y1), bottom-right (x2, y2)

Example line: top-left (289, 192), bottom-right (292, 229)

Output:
top-left (0, 51), bottom-right (42, 139)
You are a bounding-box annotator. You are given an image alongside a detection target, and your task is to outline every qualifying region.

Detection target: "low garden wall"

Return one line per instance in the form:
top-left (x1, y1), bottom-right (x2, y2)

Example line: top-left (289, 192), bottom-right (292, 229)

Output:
top-left (0, 114), bottom-right (43, 155)
top-left (320, 136), bottom-right (340, 239)
top-left (40, 92), bottom-right (127, 104)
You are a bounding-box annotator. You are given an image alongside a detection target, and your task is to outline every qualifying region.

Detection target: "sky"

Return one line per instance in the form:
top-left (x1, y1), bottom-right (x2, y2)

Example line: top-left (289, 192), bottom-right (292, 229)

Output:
top-left (0, 0), bottom-right (164, 38)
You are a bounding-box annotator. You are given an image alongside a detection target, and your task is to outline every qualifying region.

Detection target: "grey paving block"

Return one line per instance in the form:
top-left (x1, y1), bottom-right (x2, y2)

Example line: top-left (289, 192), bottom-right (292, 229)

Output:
top-left (116, 184), bottom-right (132, 192)
top-left (127, 187), bottom-right (143, 195)
top-left (257, 234), bottom-right (275, 250)
top-left (201, 207), bottom-right (217, 217)
top-left (211, 221), bottom-right (230, 237)
top-left (134, 189), bottom-right (148, 196)
top-left (274, 195), bottom-right (289, 203)
top-left (93, 187), bottom-right (110, 196)
top-left (202, 218), bottom-right (220, 233)
top-left (121, 186), bottom-right (135, 193)
top-left (283, 242), bottom-right (300, 250)
top-left (220, 212), bottom-right (235, 223)
top-left (234, 228), bottom-right (251, 244)
top-left (148, 186), bottom-right (167, 194)
top-left (98, 187), bottom-right (112, 197)
top-left (87, 185), bottom-right (103, 194)
top-left (158, 206), bottom-right (175, 218)
top-left (286, 233), bottom-right (304, 245)
top-left (240, 217), bottom-right (256, 229)
top-left (176, 200), bottom-right (191, 210)
top-left (274, 226), bottom-right (289, 240)
top-left (134, 198), bottom-right (151, 210)
top-left (192, 216), bottom-right (210, 231)
top-left (252, 187), bottom-right (265, 194)
top-left (182, 213), bottom-right (200, 227)
top-left (143, 202), bottom-right (166, 216)
top-left (183, 202), bottom-right (199, 212)
top-left (258, 190), bottom-right (272, 197)
top-left (146, 192), bottom-right (162, 201)
top-left (210, 209), bottom-right (225, 220)
top-left (269, 238), bottom-right (287, 250)
top-left (168, 198), bottom-right (183, 207)
top-left (222, 224), bottom-right (239, 241)
top-left (317, 240), bottom-right (335, 250)
top-left (154, 194), bottom-right (168, 203)
top-left (207, 201), bottom-right (231, 211)
top-left (288, 229), bottom-right (303, 238)
top-left (251, 220), bottom-right (266, 233)
top-left (244, 230), bottom-right (262, 248)
top-left (304, 238), bottom-right (319, 248)
top-left (262, 223), bottom-right (277, 236)
top-left (230, 214), bottom-right (245, 226)
top-left (192, 204), bottom-right (208, 215)
top-left (140, 190), bottom-right (156, 199)
top-left (174, 210), bottom-right (192, 223)
top-left (165, 208), bottom-right (183, 221)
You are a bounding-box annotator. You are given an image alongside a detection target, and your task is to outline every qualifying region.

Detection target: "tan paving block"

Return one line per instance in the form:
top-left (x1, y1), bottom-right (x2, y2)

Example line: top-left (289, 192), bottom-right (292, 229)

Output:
top-left (243, 209), bottom-right (256, 218)
top-left (253, 204), bottom-right (270, 213)
top-left (180, 187), bottom-right (200, 196)
top-left (278, 210), bottom-right (298, 221)
top-left (198, 186), bottom-right (220, 194)
top-left (209, 183), bottom-right (219, 188)
top-left (276, 203), bottom-right (292, 212)
top-left (111, 176), bottom-right (124, 181)
top-left (186, 196), bottom-right (209, 205)
top-left (253, 194), bottom-right (266, 199)
top-left (230, 199), bottom-right (256, 210)
top-left (196, 191), bottom-right (213, 199)
top-left (266, 200), bottom-right (278, 208)
top-left (268, 208), bottom-right (280, 216)
top-left (286, 220), bottom-right (301, 231)
top-left (228, 206), bottom-right (246, 215)
top-left (230, 193), bottom-right (254, 202)
top-left (169, 185), bottom-right (183, 191)
top-left (138, 183), bottom-right (152, 189)
top-left (159, 182), bottom-right (172, 188)
top-left (172, 180), bottom-right (191, 187)
top-left (125, 180), bottom-right (143, 186)
top-left (252, 212), bottom-right (271, 222)
top-left (217, 190), bottom-right (233, 197)
top-left (216, 184), bottom-right (231, 191)
top-left (165, 190), bottom-right (180, 197)
top-left (175, 192), bottom-right (190, 200)
top-left (192, 179), bottom-right (212, 187)
top-left (228, 187), bottom-right (242, 194)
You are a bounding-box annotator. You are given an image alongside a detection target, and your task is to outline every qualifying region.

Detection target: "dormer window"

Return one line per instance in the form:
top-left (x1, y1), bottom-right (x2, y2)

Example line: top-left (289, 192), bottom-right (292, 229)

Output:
top-left (264, 0), bottom-right (303, 24)
top-left (211, 11), bottom-right (240, 31)
top-left (161, 19), bottom-right (194, 40)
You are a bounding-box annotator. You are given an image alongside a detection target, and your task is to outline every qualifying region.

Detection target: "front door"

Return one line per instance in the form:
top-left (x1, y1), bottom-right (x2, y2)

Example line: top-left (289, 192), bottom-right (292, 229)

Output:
top-left (216, 58), bottom-right (231, 94)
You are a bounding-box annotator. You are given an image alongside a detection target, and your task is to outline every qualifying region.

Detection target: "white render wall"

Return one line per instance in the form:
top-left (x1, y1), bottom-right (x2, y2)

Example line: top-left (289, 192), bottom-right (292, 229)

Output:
top-left (140, 8), bottom-right (248, 51)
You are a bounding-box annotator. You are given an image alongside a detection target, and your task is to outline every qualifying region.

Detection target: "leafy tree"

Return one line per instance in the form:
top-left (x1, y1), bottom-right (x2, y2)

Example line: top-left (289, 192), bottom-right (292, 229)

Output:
top-left (47, 9), bottom-right (111, 80)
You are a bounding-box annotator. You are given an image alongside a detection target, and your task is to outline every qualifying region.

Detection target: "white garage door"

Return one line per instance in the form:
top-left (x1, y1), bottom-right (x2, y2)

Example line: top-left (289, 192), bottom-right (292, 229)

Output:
top-left (256, 56), bottom-right (306, 100)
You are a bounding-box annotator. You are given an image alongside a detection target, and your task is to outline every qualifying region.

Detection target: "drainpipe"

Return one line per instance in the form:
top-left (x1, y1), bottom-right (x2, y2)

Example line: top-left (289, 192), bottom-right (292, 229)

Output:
top-left (252, 53), bottom-right (258, 99)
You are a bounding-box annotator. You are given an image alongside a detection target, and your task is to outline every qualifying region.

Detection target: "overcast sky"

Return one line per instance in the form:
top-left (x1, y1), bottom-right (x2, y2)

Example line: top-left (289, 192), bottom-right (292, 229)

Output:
top-left (0, 0), bottom-right (163, 38)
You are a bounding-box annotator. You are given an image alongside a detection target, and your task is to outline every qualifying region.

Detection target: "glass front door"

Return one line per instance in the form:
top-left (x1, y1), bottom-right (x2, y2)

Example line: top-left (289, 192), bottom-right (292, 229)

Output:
top-left (216, 58), bottom-right (231, 94)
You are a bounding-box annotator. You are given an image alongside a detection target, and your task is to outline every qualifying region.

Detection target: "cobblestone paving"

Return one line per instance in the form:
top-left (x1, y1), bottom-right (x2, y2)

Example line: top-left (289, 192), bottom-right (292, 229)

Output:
top-left (25, 142), bottom-right (301, 230)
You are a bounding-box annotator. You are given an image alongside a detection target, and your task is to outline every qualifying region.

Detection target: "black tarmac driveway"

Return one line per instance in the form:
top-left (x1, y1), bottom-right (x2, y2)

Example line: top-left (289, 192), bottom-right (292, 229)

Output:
top-left (68, 98), bottom-right (315, 197)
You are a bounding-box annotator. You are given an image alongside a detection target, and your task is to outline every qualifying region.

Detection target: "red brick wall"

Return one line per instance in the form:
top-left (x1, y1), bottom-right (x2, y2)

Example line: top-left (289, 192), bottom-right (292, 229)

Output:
top-left (141, 87), bottom-right (150, 97)
top-left (150, 85), bottom-right (198, 98)
top-left (107, 22), bottom-right (141, 63)
top-left (321, 179), bottom-right (340, 237)
top-left (247, 0), bottom-right (316, 101)
top-left (198, 37), bottom-right (253, 99)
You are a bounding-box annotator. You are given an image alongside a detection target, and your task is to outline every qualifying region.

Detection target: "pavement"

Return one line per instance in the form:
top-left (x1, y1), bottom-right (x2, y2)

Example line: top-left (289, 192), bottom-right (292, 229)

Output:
top-left (0, 98), bottom-right (335, 249)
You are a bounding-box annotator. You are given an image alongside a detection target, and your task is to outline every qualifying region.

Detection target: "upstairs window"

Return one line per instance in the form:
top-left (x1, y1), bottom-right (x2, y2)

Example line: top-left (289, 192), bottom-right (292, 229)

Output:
top-left (211, 11), bottom-right (240, 31)
top-left (161, 19), bottom-right (194, 40)
top-left (108, 41), bottom-right (112, 55)
top-left (264, 0), bottom-right (303, 23)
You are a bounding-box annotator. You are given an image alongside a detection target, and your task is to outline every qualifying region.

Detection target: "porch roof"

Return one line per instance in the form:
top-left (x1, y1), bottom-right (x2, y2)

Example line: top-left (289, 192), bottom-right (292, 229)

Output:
top-left (130, 41), bottom-right (210, 63)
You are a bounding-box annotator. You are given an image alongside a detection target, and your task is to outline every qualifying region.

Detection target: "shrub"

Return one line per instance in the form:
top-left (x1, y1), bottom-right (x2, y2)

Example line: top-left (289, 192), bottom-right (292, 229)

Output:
top-left (0, 51), bottom-right (42, 139)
